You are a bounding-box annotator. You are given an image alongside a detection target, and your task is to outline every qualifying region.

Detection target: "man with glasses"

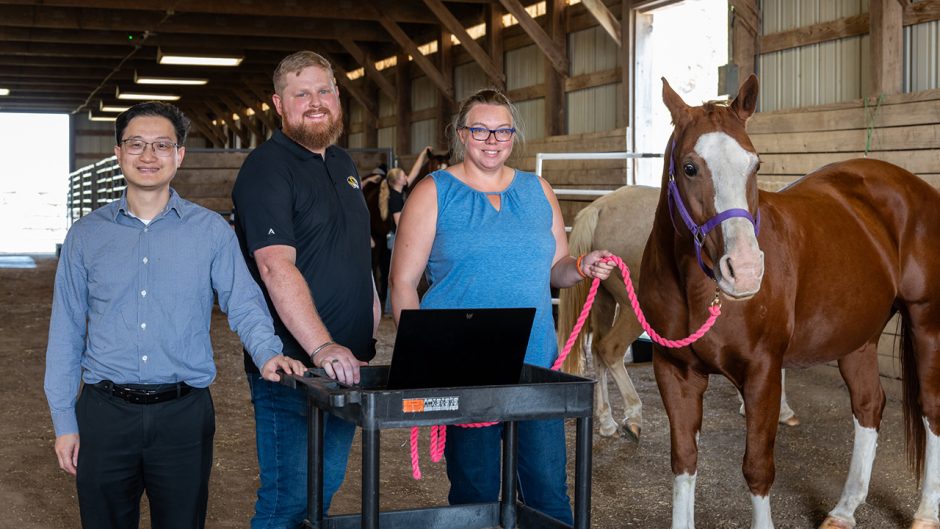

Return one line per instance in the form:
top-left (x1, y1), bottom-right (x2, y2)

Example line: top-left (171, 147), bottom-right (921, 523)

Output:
top-left (44, 101), bottom-right (305, 529)
top-left (232, 51), bottom-right (380, 528)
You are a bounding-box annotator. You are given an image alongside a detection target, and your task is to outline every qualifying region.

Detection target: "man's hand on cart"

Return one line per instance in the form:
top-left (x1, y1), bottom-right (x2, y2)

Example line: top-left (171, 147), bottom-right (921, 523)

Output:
top-left (312, 343), bottom-right (367, 385)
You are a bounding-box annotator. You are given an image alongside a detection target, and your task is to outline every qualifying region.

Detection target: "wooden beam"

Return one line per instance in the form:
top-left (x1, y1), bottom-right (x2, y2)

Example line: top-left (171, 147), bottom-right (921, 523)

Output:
top-left (621, 0), bottom-right (633, 127)
top-left (205, 99), bottom-right (250, 146)
top-left (486, 2), bottom-right (505, 88)
top-left (230, 88), bottom-right (277, 133)
top-left (498, 0), bottom-right (569, 77)
top-left (870, 0), bottom-right (903, 96)
top-left (396, 52), bottom-right (412, 156)
top-left (730, 0), bottom-right (757, 80)
top-left (376, 12), bottom-right (455, 103)
top-left (182, 106), bottom-right (226, 148)
top-left (760, 13), bottom-right (868, 54)
top-left (544, 0), bottom-right (566, 136)
top-left (422, 0), bottom-right (505, 89)
top-left (904, 0), bottom-right (940, 26)
top-left (437, 27), bottom-right (455, 150)
top-left (580, 0), bottom-right (621, 47)
top-left (219, 92), bottom-right (263, 142)
top-left (337, 37), bottom-right (397, 100)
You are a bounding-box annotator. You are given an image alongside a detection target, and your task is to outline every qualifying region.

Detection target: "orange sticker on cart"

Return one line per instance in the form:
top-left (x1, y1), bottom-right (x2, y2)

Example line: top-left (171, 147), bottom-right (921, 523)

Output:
top-left (402, 397), bottom-right (459, 413)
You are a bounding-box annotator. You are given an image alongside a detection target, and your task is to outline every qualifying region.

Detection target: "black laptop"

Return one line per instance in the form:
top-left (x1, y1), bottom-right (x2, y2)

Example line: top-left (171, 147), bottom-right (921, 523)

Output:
top-left (385, 308), bottom-right (535, 390)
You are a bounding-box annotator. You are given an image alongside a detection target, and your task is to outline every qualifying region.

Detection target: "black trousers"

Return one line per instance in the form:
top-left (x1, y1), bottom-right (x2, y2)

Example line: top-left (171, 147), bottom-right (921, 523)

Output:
top-left (75, 383), bottom-right (215, 529)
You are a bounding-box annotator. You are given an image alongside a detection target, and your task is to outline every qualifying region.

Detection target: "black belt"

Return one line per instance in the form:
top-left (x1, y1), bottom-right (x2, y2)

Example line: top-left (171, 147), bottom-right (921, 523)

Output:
top-left (94, 380), bottom-right (193, 405)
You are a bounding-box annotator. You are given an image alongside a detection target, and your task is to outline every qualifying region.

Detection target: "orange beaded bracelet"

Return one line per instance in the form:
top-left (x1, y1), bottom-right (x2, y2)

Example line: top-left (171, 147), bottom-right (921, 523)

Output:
top-left (575, 254), bottom-right (589, 279)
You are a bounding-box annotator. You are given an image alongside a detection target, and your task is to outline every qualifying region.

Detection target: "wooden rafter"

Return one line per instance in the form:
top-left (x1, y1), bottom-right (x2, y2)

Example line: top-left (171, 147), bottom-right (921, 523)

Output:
top-left (580, 0), bottom-right (621, 47)
top-left (337, 37), bottom-right (397, 100)
top-left (231, 88), bottom-right (277, 133)
top-left (422, 0), bottom-right (505, 88)
top-left (219, 92), bottom-right (263, 140)
top-left (498, 0), bottom-right (568, 77)
top-left (205, 99), bottom-right (249, 146)
top-left (375, 12), bottom-right (456, 103)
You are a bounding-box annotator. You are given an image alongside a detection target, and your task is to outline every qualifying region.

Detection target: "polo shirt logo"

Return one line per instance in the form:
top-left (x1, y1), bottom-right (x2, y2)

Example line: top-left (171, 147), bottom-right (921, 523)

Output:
top-left (346, 176), bottom-right (360, 189)
top-left (267, 228), bottom-right (275, 236)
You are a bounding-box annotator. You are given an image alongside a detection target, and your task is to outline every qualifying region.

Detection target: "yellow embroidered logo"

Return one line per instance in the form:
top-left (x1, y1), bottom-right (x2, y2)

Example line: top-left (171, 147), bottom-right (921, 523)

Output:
top-left (347, 176), bottom-right (360, 189)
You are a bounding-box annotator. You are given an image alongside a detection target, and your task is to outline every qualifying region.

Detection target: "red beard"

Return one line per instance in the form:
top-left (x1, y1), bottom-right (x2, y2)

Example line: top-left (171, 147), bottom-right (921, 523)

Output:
top-left (282, 107), bottom-right (344, 152)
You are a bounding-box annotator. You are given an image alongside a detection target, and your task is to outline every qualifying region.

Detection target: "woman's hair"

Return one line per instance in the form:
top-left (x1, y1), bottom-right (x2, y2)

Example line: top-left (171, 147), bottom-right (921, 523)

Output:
top-left (448, 88), bottom-right (525, 162)
top-left (386, 167), bottom-right (407, 187)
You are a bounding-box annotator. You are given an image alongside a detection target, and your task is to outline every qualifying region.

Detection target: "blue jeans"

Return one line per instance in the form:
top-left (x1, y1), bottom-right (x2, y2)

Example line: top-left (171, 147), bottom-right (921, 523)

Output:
top-left (247, 374), bottom-right (357, 529)
top-left (444, 419), bottom-right (573, 525)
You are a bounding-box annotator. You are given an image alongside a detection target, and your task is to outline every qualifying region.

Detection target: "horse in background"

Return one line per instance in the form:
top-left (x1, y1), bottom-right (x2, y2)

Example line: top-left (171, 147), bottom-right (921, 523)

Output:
top-left (363, 148), bottom-right (450, 308)
top-left (638, 73), bottom-right (940, 529)
top-left (558, 185), bottom-right (797, 440)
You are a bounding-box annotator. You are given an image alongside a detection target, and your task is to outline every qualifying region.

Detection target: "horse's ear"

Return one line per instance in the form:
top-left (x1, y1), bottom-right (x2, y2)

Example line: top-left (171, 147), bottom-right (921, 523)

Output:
top-left (731, 74), bottom-right (759, 123)
top-left (662, 77), bottom-right (691, 127)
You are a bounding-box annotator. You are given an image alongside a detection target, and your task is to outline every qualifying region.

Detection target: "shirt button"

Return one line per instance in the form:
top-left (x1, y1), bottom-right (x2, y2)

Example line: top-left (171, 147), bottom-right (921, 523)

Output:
top-left (141, 290), bottom-right (147, 297)
top-left (144, 228), bottom-right (149, 233)
top-left (142, 355), bottom-right (148, 362)
top-left (140, 323), bottom-right (147, 330)
top-left (142, 257), bottom-right (149, 264)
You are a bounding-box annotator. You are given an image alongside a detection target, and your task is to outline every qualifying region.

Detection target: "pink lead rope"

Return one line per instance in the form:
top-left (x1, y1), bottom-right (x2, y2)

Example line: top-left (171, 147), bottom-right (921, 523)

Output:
top-left (408, 254), bottom-right (723, 479)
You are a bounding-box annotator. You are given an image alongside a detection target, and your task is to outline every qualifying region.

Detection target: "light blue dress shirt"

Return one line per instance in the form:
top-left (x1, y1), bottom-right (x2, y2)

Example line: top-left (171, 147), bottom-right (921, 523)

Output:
top-left (44, 189), bottom-right (283, 436)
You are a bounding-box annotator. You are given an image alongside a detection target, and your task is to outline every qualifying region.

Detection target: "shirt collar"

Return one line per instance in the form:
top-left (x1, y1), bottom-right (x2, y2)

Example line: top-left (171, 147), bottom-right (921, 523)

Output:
top-left (114, 188), bottom-right (185, 222)
top-left (272, 128), bottom-right (335, 161)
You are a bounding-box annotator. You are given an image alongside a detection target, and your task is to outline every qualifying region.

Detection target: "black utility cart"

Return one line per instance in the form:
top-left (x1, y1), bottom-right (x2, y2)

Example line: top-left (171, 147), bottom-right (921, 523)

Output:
top-left (281, 364), bottom-right (595, 529)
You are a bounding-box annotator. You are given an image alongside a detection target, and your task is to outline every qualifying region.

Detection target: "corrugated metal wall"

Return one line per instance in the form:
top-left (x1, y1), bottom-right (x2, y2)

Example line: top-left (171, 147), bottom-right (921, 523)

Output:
top-left (347, 132), bottom-right (364, 148)
top-left (410, 119), bottom-right (436, 154)
top-left (506, 44), bottom-right (546, 139)
top-left (378, 126), bottom-right (396, 149)
top-left (455, 62), bottom-right (488, 101)
top-left (759, 0), bottom-right (869, 111)
top-left (905, 20), bottom-right (940, 91)
top-left (411, 76), bottom-right (436, 111)
top-left (567, 26), bottom-right (624, 133)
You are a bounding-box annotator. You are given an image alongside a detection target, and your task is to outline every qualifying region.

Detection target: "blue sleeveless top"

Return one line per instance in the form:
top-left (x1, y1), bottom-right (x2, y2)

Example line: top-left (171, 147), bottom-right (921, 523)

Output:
top-left (420, 169), bottom-right (557, 367)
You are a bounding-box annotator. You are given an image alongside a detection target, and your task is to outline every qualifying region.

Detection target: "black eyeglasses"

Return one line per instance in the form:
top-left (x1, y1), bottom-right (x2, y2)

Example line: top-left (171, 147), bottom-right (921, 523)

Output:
top-left (121, 139), bottom-right (179, 157)
top-left (460, 126), bottom-right (516, 142)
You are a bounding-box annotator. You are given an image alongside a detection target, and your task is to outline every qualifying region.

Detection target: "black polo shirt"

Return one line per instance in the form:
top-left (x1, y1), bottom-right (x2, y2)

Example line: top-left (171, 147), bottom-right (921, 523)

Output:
top-left (232, 129), bottom-right (374, 372)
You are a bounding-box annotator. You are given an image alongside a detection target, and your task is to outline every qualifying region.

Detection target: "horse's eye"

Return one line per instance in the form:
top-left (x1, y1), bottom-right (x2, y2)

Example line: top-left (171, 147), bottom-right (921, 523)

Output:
top-left (683, 163), bottom-right (697, 177)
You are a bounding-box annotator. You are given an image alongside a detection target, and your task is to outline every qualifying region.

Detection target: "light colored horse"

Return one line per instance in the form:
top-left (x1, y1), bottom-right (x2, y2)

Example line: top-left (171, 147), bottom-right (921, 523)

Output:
top-left (558, 185), bottom-right (798, 439)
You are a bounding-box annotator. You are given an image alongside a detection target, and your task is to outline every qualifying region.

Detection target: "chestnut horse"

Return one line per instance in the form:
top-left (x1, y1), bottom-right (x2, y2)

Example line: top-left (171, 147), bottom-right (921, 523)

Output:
top-left (638, 74), bottom-right (940, 529)
top-left (558, 185), bottom-right (797, 440)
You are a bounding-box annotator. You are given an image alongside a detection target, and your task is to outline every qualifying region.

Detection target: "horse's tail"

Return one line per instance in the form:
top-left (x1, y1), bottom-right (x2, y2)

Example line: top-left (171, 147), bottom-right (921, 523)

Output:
top-left (378, 180), bottom-right (390, 221)
top-left (558, 203), bottom-right (600, 375)
top-left (900, 310), bottom-right (926, 481)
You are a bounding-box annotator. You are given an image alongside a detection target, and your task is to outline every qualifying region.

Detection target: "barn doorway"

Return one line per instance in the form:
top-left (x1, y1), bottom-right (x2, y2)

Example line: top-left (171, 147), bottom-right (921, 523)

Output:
top-left (0, 113), bottom-right (70, 255)
top-left (632, 0), bottom-right (729, 187)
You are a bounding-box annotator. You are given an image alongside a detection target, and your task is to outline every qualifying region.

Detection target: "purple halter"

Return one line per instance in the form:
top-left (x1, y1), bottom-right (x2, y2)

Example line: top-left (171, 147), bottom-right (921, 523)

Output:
top-left (666, 139), bottom-right (761, 279)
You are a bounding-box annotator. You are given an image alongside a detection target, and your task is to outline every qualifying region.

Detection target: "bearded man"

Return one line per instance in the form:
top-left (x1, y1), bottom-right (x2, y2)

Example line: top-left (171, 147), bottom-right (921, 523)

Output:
top-left (232, 51), bottom-right (380, 529)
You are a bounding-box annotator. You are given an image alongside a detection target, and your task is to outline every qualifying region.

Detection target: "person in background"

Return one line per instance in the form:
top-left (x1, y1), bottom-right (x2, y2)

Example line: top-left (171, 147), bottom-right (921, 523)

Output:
top-left (375, 147), bottom-right (434, 310)
top-left (388, 88), bottom-right (614, 524)
top-left (44, 101), bottom-right (304, 529)
top-left (232, 51), bottom-right (380, 529)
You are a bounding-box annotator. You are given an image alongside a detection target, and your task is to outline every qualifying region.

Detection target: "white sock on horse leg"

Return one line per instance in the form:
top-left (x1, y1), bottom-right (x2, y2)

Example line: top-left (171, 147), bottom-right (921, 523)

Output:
top-left (913, 417), bottom-right (940, 524)
top-left (828, 417), bottom-right (878, 525)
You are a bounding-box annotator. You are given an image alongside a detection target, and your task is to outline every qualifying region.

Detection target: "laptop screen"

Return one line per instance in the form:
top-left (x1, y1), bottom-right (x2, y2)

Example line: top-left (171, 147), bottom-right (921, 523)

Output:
top-left (385, 308), bottom-right (535, 390)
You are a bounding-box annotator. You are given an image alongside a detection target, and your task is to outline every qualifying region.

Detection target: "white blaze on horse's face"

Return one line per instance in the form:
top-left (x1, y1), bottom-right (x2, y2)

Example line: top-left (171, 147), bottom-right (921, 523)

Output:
top-left (694, 132), bottom-right (764, 298)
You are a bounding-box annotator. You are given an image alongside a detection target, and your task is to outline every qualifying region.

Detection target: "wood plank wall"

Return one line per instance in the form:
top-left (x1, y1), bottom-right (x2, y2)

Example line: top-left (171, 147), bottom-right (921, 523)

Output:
top-left (749, 87), bottom-right (940, 192)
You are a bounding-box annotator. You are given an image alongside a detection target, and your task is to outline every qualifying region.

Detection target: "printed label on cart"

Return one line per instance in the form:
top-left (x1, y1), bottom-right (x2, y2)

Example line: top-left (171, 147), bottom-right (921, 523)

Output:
top-left (402, 396), bottom-right (459, 413)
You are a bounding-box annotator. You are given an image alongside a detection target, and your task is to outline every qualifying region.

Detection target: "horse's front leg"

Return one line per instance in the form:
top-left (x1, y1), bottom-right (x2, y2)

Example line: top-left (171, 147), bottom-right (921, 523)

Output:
top-left (653, 353), bottom-right (709, 529)
top-left (740, 366), bottom-right (784, 529)
top-left (820, 341), bottom-right (885, 529)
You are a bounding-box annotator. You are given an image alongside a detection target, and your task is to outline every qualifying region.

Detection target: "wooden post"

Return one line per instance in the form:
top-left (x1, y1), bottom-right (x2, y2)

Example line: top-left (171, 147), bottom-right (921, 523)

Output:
top-left (438, 27), bottom-right (455, 150)
top-left (730, 0), bottom-right (759, 81)
top-left (486, 3), bottom-right (505, 90)
top-left (545, 0), bottom-right (566, 137)
top-left (621, 0), bottom-right (633, 130)
top-left (396, 52), bottom-right (412, 157)
top-left (363, 81), bottom-right (379, 149)
top-left (869, 0), bottom-right (903, 96)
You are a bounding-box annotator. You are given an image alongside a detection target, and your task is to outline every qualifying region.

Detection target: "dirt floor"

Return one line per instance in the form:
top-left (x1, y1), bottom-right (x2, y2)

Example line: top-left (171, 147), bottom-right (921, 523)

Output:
top-left (0, 255), bottom-right (926, 528)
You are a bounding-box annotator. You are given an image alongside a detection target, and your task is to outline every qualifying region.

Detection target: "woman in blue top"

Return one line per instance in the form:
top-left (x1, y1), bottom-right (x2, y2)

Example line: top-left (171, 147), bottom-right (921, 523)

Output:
top-left (389, 88), bottom-right (614, 524)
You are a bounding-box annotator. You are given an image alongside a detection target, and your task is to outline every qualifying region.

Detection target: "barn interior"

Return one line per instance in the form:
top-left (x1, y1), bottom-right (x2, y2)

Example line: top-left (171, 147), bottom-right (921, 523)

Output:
top-left (2, 0), bottom-right (940, 527)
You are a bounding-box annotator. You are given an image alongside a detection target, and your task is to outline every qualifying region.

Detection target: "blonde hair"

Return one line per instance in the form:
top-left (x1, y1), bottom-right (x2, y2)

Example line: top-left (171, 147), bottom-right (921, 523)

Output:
top-left (378, 180), bottom-right (390, 221)
top-left (273, 51), bottom-right (335, 95)
top-left (449, 88), bottom-right (525, 162)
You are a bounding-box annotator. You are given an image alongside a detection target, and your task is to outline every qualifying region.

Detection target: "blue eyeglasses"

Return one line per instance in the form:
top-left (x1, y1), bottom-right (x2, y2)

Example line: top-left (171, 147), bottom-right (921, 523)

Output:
top-left (461, 126), bottom-right (516, 142)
